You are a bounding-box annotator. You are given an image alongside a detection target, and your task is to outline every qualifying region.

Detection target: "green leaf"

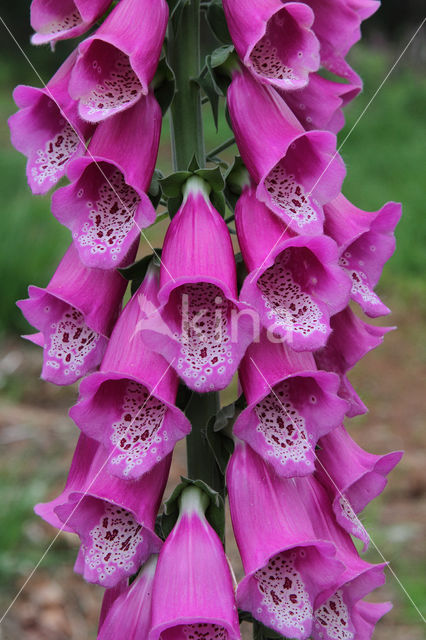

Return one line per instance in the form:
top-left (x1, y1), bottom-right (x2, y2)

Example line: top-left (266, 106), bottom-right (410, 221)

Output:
top-left (161, 477), bottom-right (225, 542)
top-left (210, 44), bottom-right (235, 69)
top-left (187, 154), bottom-right (200, 172)
top-left (206, 0), bottom-right (233, 44)
top-left (160, 171), bottom-right (192, 197)
top-left (196, 67), bottom-right (221, 130)
top-left (253, 621), bottom-right (285, 639)
top-left (153, 57), bottom-right (176, 116)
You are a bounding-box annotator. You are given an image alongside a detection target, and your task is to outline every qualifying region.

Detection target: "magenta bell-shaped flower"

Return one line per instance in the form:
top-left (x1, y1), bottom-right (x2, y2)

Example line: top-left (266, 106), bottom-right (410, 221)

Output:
top-left (315, 424), bottom-right (402, 550)
top-left (35, 434), bottom-right (169, 587)
top-left (236, 186), bottom-right (351, 351)
top-left (69, 0), bottom-right (168, 122)
top-left (17, 243), bottom-right (129, 385)
top-left (51, 94), bottom-right (160, 269)
top-left (324, 194), bottom-right (401, 317)
top-left (227, 440), bottom-right (344, 639)
top-left (149, 486), bottom-right (241, 640)
top-left (70, 261), bottom-right (191, 480)
top-left (8, 51), bottom-right (93, 195)
top-left (315, 306), bottom-right (394, 417)
top-left (292, 475), bottom-right (391, 640)
top-left (234, 331), bottom-right (348, 477)
top-left (227, 67), bottom-right (346, 235)
top-left (30, 0), bottom-right (112, 46)
top-left (223, 0), bottom-right (320, 91)
top-left (138, 176), bottom-right (255, 392)
top-left (303, 0), bottom-right (380, 84)
top-left (281, 72), bottom-right (360, 134)
top-left (98, 555), bottom-right (158, 639)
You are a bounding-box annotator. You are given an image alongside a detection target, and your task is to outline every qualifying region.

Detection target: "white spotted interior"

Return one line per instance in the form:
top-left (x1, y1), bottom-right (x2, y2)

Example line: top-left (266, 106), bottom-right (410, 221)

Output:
top-left (257, 250), bottom-right (327, 337)
top-left (337, 496), bottom-right (365, 539)
top-left (46, 306), bottom-right (100, 378)
top-left (82, 52), bottom-right (143, 119)
top-left (264, 164), bottom-right (318, 228)
top-left (174, 283), bottom-right (232, 389)
top-left (77, 168), bottom-right (141, 261)
top-left (32, 122), bottom-right (79, 187)
top-left (339, 252), bottom-right (380, 306)
top-left (255, 381), bottom-right (310, 467)
top-left (110, 380), bottom-right (167, 475)
top-left (84, 503), bottom-right (143, 584)
top-left (314, 590), bottom-right (354, 640)
top-left (255, 552), bottom-right (312, 634)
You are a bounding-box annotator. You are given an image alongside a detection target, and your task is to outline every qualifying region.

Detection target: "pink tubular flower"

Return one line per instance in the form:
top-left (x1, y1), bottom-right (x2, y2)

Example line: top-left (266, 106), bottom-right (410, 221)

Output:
top-left (324, 194), bottom-right (401, 317)
top-left (51, 94), bottom-right (160, 269)
top-left (315, 424), bottom-right (402, 550)
top-left (17, 243), bottom-right (128, 385)
top-left (138, 176), bottom-right (255, 392)
top-left (236, 186), bottom-right (351, 351)
top-left (8, 52), bottom-right (92, 195)
top-left (30, 0), bottom-right (112, 46)
top-left (70, 262), bottom-right (191, 480)
top-left (233, 332), bottom-right (348, 477)
top-left (98, 555), bottom-right (158, 639)
top-left (227, 67), bottom-right (346, 235)
top-left (223, 0), bottom-right (320, 90)
top-left (35, 434), bottom-right (169, 587)
top-left (227, 440), bottom-right (343, 639)
top-left (315, 307), bottom-right (394, 417)
top-left (293, 475), bottom-right (390, 640)
top-left (68, 0), bottom-right (168, 122)
top-left (303, 0), bottom-right (380, 83)
top-left (282, 73), bottom-right (361, 134)
top-left (149, 486), bottom-right (241, 640)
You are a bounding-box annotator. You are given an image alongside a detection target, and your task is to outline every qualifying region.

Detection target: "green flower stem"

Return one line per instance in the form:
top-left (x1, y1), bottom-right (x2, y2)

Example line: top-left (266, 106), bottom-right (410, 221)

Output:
top-left (185, 391), bottom-right (225, 497)
top-left (207, 136), bottom-right (236, 159)
top-left (167, 2), bottom-right (224, 499)
top-left (167, 0), bottom-right (205, 170)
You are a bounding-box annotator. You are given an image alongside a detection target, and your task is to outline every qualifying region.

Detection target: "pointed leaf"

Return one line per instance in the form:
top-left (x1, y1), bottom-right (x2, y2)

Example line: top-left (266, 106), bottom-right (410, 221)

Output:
top-left (195, 166), bottom-right (224, 192)
top-left (160, 171), bottom-right (192, 197)
top-left (153, 57), bottom-right (176, 116)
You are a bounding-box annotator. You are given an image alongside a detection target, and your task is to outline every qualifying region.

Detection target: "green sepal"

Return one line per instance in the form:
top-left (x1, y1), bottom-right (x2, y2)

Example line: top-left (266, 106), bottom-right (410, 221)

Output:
top-left (224, 156), bottom-right (249, 211)
top-left (205, 395), bottom-right (246, 474)
top-left (167, 195), bottom-right (183, 218)
top-left (118, 251), bottom-right (161, 296)
top-left (148, 169), bottom-right (165, 209)
top-left (160, 477), bottom-right (225, 543)
top-left (160, 171), bottom-right (192, 198)
top-left (206, 0), bottom-right (233, 44)
top-left (210, 190), bottom-right (226, 217)
top-left (197, 45), bottom-right (235, 129)
top-left (153, 57), bottom-right (176, 116)
top-left (195, 165), bottom-right (224, 192)
top-left (187, 154), bottom-right (200, 172)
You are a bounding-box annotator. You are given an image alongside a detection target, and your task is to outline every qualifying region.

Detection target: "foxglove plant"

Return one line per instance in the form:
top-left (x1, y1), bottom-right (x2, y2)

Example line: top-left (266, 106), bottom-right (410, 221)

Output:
top-left (10, 0), bottom-right (401, 638)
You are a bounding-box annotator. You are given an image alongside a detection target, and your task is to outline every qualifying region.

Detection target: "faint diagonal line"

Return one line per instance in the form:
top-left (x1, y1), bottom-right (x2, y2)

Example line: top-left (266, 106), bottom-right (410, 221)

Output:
top-left (249, 356), bottom-right (426, 624)
top-left (0, 358), bottom-right (176, 625)
top-left (248, 17), bottom-right (426, 286)
top-left (0, 14), bottom-right (176, 283)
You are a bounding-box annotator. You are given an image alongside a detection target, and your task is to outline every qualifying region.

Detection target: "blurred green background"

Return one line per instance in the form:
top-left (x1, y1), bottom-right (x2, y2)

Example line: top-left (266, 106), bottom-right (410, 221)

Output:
top-left (0, 2), bottom-right (425, 639)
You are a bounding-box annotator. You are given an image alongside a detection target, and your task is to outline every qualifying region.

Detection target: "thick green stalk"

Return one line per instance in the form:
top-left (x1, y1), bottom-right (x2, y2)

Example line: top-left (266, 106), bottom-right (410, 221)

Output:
top-left (185, 392), bottom-right (224, 496)
top-left (167, 2), bottom-right (223, 496)
top-left (167, 0), bottom-right (205, 170)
